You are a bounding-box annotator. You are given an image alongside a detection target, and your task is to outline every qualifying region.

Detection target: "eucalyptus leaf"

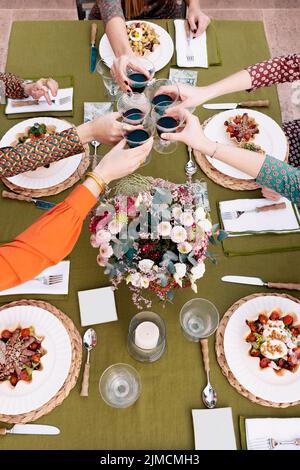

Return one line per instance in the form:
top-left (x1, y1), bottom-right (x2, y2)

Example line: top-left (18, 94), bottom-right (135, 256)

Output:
top-left (217, 230), bottom-right (228, 241)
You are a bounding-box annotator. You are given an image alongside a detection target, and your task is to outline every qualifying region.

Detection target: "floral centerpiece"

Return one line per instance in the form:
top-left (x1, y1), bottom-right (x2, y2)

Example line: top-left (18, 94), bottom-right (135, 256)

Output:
top-left (89, 175), bottom-right (226, 309)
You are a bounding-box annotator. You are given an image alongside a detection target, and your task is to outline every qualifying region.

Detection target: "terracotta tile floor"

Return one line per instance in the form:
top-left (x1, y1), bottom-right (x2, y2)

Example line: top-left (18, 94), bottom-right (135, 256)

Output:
top-left (0, 1), bottom-right (299, 120)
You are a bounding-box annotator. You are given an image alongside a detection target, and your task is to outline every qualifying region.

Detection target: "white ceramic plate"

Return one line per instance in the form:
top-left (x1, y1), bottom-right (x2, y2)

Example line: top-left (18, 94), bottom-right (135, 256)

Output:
top-left (224, 295), bottom-right (300, 404)
top-left (204, 109), bottom-right (288, 180)
top-left (99, 20), bottom-right (174, 72)
top-left (0, 117), bottom-right (83, 189)
top-left (0, 305), bottom-right (72, 415)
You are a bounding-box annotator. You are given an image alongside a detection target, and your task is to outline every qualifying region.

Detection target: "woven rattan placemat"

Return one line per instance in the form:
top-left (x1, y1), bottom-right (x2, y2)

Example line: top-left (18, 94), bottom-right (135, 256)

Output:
top-left (0, 299), bottom-right (82, 423)
top-left (215, 292), bottom-right (300, 408)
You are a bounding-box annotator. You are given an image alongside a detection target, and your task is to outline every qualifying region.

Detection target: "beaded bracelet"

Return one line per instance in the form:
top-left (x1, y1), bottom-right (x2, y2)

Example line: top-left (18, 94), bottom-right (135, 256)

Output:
top-left (86, 172), bottom-right (107, 194)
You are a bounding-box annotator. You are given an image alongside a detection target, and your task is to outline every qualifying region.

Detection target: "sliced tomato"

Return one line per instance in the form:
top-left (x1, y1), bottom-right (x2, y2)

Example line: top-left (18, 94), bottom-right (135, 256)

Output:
top-left (293, 346), bottom-right (300, 359)
top-left (9, 374), bottom-right (18, 386)
top-left (21, 328), bottom-right (30, 338)
top-left (290, 327), bottom-right (299, 337)
top-left (258, 314), bottom-right (268, 324)
top-left (283, 314), bottom-right (294, 326)
top-left (278, 358), bottom-right (286, 368)
top-left (246, 321), bottom-right (257, 332)
top-left (19, 370), bottom-right (31, 382)
top-left (270, 310), bottom-right (280, 321)
top-left (1, 329), bottom-right (12, 340)
top-left (29, 341), bottom-right (40, 351)
top-left (246, 333), bottom-right (256, 342)
top-left (260, 358), bottom-right (270, 368)
top-left (31, 353), bottom-right (41, 363)
top-left (250, 349), bottom-right (260, 357)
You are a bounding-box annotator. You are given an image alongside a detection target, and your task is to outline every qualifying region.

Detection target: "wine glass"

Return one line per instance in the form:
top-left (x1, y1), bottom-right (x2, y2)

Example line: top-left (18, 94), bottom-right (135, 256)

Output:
top-left (145, 78), bottom-right (180, 111)
top-left (96, 59), bottom-right (120, 101)
top-left (126, 57), bottom-right (155, 93)
top-left (117, 92), bottom-right (151, 125)
top-left (99, 363), bottom-right (141, 408)
top-left (151, 104), bottom-right (184, 155)
top-left (179, 298), bottom-right (219, 342)
top-left (122, 115), bottom-right (155, 166)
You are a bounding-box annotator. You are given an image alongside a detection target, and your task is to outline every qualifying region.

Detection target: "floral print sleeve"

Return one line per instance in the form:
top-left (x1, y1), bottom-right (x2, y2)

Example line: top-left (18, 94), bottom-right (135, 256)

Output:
top-left (246, 54), bottom-right (300, 91)
top-left (0, 72), bottom-right (26, 99)
top-left (256, 155), bottom-right (300, 205)
top-left (0, 128), bottom-right (84, 178)
top-left (92, 0), bottom-right (124, 25)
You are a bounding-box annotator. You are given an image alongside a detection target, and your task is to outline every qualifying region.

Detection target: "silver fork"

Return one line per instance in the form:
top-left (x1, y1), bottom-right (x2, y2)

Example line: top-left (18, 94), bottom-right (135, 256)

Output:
top-left (186, 27), bottom-right (194, 63)
top-left (222, 202), bottom-right (287, 221)
top-left (34, 274), bottom-right (63, 286)
top-left (52, 96), bottom-right (71, 105)
top-left (249, 437), bottom-right (300, 450)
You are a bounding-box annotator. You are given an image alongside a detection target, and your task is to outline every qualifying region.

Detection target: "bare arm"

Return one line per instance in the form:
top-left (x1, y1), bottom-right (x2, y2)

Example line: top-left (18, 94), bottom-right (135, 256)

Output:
top-left (105, 16), bottom-right (132, 57)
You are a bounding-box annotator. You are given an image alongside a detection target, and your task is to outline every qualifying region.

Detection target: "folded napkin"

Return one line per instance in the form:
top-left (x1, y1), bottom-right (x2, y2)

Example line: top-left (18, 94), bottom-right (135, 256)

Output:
top-left (192, 408), bottom-right (236, 450)
top-left (241, 417), bottom-right (300, 450)
top-left (78, 286), bottom-right (118, 327)
top-left (0, 261), bottom-right (70, 296)
top-left (6, 75), bottom-right (74, 119)
top-left (175, 20), bottom-right (208, 68)
top-left (220, 198), bottom-right (300, 236)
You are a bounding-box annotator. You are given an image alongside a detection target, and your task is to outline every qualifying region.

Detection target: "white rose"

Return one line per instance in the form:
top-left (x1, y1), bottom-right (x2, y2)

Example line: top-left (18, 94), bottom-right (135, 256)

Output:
top-left (174, 263), bottom-right (187, 278)
top-left (195, 207), bottom-right (206, 221)
top-left (108, 219), bottom-right (123, 235)
top-left (180, 211), bottom-right (194, 227)
top-left (170, 226), bottom-right (187, 243)
top-left (127, 272), bottom-right (149, 289)
top-left (197, 219), bottom-right (212, 232)
top-left (157, 221), bottom-right (172, 237)
top-left (95, 229), bottom-right (111, 245)
top-left (139, 259), bottom-right (154, 274)
top-left (172, 206), bottom-right (182, 220)
top-left (178, 241), bottom-right (193, 254)
top-left (99, 243), bottom-right (114, 259)
top-left (191, 262), bottom-right (205, 280)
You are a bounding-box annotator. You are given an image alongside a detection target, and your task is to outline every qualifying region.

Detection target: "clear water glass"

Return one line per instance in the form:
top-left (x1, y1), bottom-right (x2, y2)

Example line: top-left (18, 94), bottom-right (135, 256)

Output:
top-left (180, 298), bottom-right (219, 342)
top-left (96, 59), bottom-right (120, 101)
top-left (99, 363), bottom-right (141, 408)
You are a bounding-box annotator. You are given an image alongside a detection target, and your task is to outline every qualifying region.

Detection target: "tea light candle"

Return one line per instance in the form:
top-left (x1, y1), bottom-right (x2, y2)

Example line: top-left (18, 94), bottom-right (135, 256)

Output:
top-left (134, 321), bottom-right (159, 350)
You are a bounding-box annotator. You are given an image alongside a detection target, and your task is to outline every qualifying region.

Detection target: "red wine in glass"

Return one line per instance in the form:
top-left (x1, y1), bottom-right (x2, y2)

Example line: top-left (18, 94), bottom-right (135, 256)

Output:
top-left (126, 129), bottom-right (150, 148)
top-left (123, 108), bottom-right (145, 123)
top-left (128, 73), bottom-right (148, 93)
top-left (152, 94), bottom-right (174, 106)
top-left (156, 116), bottom-right (179, 137)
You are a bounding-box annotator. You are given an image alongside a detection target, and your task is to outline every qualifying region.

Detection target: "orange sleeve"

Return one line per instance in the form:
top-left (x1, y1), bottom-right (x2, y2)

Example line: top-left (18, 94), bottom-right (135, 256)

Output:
top-left (0, 185), bottom-right (97, 291)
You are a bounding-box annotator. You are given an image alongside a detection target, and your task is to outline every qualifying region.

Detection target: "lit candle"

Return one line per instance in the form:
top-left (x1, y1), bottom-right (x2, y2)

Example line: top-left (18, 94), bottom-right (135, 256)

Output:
top-left (134, 321), bottom-right (160, 350)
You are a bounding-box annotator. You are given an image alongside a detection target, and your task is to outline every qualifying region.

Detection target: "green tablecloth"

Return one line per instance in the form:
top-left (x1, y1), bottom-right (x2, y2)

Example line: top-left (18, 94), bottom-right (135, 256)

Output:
top-left (1, 19), bottom-right (300, 451)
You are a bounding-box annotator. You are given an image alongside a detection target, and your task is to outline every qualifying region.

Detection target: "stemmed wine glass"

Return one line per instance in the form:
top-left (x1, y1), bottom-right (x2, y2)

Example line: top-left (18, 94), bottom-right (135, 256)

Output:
top-left (151, 103), bottom-right (184, 155)
top-left (122, 115), bottom-right (155, 166)
top-left (117, 92), bottom-right (151, 125)
top-left (126, 57), bottom-right (155, 93)
top-left (96, 59), bottom-right (120, 101)
top-left (145, 78), bottom-right (180, 111)
top-left (99, 363), bottom-right (141, 408)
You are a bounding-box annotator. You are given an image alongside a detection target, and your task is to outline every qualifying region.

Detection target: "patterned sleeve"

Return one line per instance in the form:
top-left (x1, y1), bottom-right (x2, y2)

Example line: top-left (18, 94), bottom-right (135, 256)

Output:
top-left (0, 128), bottom-right (84, 178)
top-left (0, 72), bottom-right (26, 99)
top-left (93, 0), bottom-right (124, 25)
top-left (246, 54), bottom-right (300, 91)
top-left (256, 155), bottom-right (300, 205)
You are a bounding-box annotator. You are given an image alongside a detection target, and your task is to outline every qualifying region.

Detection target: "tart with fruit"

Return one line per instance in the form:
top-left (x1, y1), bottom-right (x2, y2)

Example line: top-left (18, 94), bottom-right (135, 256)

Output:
top-left (224, 113), bottom-right (259, 143)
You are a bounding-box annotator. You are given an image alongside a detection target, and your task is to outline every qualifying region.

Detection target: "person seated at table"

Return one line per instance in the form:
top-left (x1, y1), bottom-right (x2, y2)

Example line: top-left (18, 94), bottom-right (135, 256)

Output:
top-left (1, 73), bottom-right (59, 105)
top-left (161, 110), bottom-right (300, 205)
top-left (162, 53), bottom-right (300, 200)
top-left (89, 0), bottom-right (210, 92)
top-left (0, 136), bottom-right (152, 291)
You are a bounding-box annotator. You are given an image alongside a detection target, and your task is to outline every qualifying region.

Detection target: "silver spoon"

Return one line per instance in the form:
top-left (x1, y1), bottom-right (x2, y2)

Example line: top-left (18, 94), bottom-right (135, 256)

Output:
top-left (80, 328), bottom-right (97, 397)
top-left (200, 339), bottom-right (217, 408)
top-left (185, 145), bottom-right (197, 177)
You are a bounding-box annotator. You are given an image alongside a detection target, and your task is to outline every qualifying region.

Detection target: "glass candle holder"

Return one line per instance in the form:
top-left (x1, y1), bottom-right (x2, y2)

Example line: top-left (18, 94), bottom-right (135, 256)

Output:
top-left (180, 298), bottom-right (219, 342)
top-left (127, 311), bottom-right (166, 362)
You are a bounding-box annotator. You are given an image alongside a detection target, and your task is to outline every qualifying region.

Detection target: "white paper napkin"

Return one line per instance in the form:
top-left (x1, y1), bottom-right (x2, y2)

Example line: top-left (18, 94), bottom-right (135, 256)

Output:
top-left (219, 197), bottom-right (300, 236)
top-left (192, 408), bottom-right (237, 450)
top-left (0, 261), bottom-right (70, 295)
top-left (174, 20), bottom-right (208, 68)
top-left (5, 87), bottom-right (73, 114)
top-left (246, 418), bottom-right (300, 450)
top-left (78, 286), bottom-right (118, 327)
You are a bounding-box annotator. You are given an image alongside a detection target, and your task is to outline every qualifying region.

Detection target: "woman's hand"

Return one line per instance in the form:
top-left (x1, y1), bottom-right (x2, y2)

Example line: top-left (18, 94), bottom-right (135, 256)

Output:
top-left (158, 84), bottom-right (210, 113)
top-left (187, 3), bottom-right (210, 37)
top-left (161, 109), bottom-right (215, 154)
top-left (111, 54), bottom-right (150, 92)
top-left (93, 137), bottom-right (153, 184)
top-left (23, 78), bottom-right (58, 105)
top-left (261, 186), bottom-right (281, 201)
top-left (77, 112), bottom-right (136, 145)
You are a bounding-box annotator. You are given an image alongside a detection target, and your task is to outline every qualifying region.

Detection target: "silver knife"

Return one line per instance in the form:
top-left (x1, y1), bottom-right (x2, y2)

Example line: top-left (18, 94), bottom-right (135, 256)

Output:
top-left (222, 275), bottom-right (300, 291)
top-left (203, 100), bottom-right (269, 110)
top-left (0, 424), bottom-right (60, 436)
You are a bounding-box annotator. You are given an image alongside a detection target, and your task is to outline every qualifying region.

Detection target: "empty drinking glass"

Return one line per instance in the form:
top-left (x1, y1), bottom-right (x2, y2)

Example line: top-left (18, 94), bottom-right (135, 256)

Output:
top-left (180, 298), bottom-right (219, 342)
top-left (99, 363), bottom-right (141, 408)
top-left (96, 59), bottom-right (120, 101)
